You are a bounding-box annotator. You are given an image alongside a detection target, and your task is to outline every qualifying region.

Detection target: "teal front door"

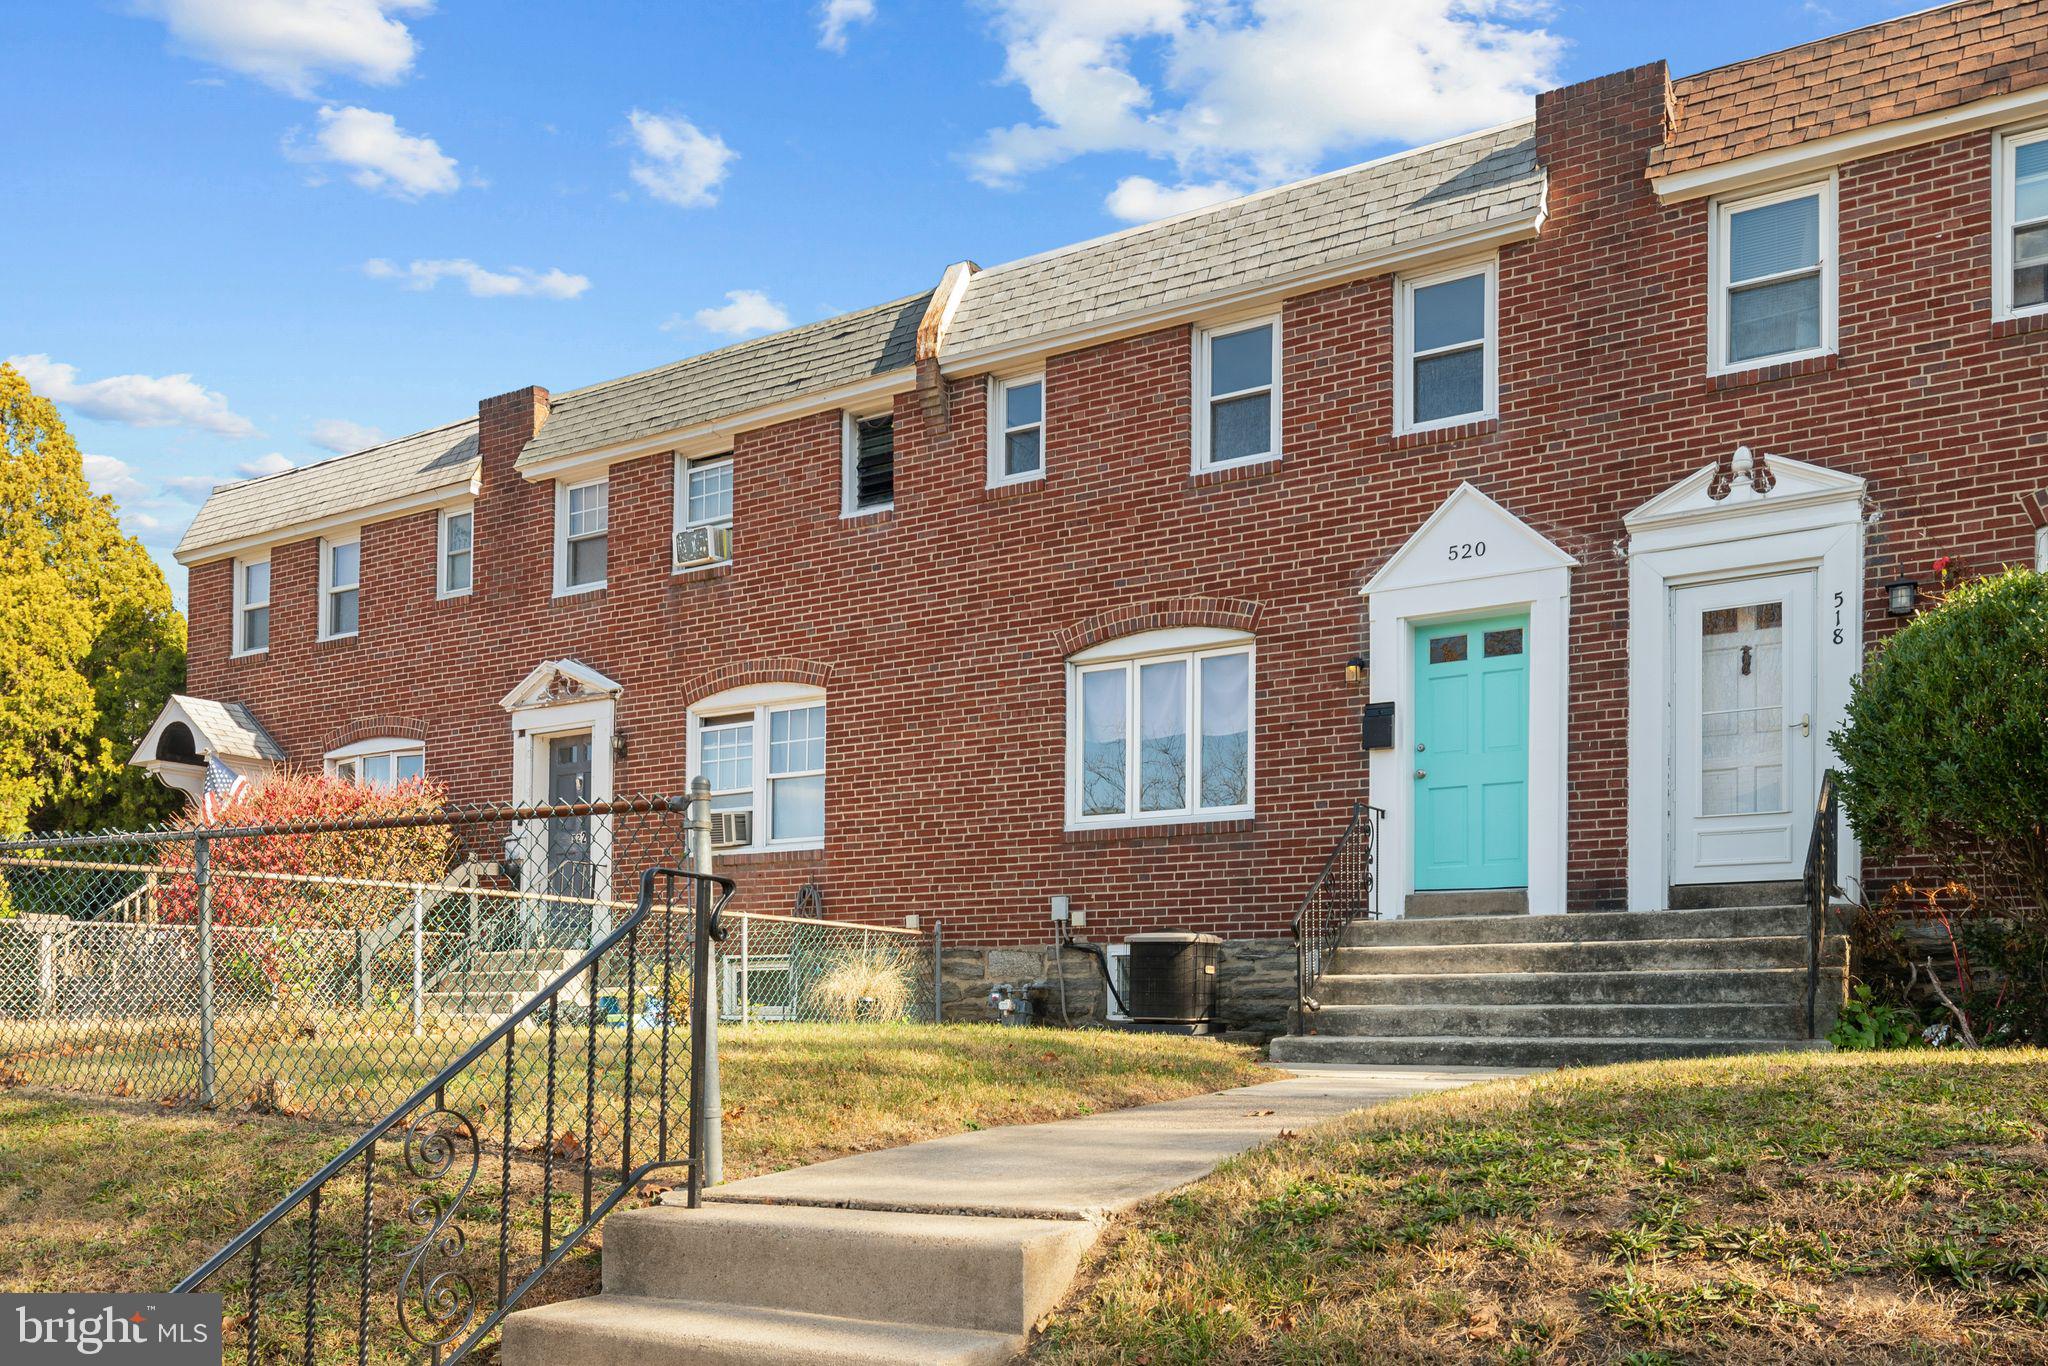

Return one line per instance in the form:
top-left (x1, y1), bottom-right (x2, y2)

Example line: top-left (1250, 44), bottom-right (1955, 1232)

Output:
top-left (1413, 614), bottom-right (1530, 890)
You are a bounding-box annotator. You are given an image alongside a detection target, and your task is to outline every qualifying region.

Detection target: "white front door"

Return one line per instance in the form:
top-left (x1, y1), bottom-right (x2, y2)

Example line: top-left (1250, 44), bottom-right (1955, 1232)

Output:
top-left (1671, 572), bottom-right (1816, 884)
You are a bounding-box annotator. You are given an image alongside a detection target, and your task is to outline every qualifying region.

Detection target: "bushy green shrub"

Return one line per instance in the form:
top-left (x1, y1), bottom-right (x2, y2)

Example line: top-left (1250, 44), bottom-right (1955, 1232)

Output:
top-left (1828, 984), bottom-right (1923, 1050)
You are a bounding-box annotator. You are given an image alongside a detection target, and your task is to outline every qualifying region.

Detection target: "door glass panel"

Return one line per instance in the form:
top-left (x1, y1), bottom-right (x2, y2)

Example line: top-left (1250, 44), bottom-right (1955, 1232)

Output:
top-left (1428, 633), bottom-right (1467, 665)
top-left (1483, 628), bottom-right (1523, 657)
top-left (1699, 601), bottom-right (1785, 815)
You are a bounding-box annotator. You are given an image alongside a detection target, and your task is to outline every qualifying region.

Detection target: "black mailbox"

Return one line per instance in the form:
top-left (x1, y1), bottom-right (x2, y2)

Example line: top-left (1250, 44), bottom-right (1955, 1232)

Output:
top-left (1361, 701), bottom-right (1396, 751)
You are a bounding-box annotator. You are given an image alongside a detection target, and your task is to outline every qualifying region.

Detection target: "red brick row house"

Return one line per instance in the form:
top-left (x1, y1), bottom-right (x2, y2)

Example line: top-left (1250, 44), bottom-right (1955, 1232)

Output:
top-left (141, 1), bottom-right (2048, 1050)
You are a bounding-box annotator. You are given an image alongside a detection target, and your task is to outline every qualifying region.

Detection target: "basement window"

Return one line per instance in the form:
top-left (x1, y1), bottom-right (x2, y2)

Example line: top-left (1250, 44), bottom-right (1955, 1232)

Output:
top-left (842, 412), bottom-right (895, 516)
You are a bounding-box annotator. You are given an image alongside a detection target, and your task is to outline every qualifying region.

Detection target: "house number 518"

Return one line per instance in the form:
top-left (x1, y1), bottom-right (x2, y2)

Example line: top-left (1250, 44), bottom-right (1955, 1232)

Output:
top-left (1446, 541), bottom-right (1486, 561)
top-left (1832, 590), bottom-right (1844, 645)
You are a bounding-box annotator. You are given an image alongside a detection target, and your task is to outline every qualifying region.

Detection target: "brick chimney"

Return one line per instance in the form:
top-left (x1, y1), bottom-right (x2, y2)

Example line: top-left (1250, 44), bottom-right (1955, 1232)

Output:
top-left (474, 385), bottom-right (552, 602)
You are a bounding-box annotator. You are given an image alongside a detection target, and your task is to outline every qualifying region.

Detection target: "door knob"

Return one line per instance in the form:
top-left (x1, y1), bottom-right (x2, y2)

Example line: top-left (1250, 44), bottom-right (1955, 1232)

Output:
top-left (1414, 769), bottom-right (1427, 780)
top-left (1789, 713), bottom-right (1811, 736)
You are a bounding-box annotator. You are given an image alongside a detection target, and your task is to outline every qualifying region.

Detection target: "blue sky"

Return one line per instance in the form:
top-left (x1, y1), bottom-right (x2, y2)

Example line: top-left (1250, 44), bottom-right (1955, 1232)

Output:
top-left (4, 0), bottom-right (1919, 603)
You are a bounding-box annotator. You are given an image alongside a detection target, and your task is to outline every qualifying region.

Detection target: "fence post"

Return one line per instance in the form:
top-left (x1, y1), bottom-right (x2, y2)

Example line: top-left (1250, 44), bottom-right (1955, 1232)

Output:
top-left (690, 776), bottom-right (722, 1187)
top-left (932, 920), bottom-right (944, 1025)
top-left (411, 889), bottom-right (425, 1037)
top-left (357, 928), bottom-right (370, 1012)
top-left (739, 912), bottom-right (751, 1026)
top-left (194, 834), bottom-right (217, 1109)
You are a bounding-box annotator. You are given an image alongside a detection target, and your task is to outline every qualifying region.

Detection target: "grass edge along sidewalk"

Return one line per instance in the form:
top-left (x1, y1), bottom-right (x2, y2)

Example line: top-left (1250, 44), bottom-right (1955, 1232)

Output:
top-left (1035, 1049), bottom-right (2048, 1365)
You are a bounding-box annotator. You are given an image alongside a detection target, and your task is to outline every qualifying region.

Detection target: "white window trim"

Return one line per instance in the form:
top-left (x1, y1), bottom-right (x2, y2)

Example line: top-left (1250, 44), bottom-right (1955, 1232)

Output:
top-left (841, 410), bottom-right (895, 519)
top-left (317, 533), bottom-right (360, 642)
top-left (1394, 257), bottom-right (1499, 435)
top-left (1064, 628), bottom-right (1256, 831)
top-left (1993, 124), bottom-right (2048, 322)
top-left (722, 953), bottom-right (792, 1022)
top-left (673, 453), bottom-right (735, 570)
top-left (2037, 524), bottom-right (2048, 570)
top-left (1706, 175), bottom-right (1838, 375)
top-left (985, 374), bottom-right (1046, 488)
top-left (232, 554), bottom-right (269, 658)
top-left (554, 476), bottom-right (609, 596)
top-left (437, 504), bottom-right (474, 600)
top-left (324, 737), bottom-right (426, 788)
top-left (1103, 942), bottom-right (1132, 1022)
top-left (686, 682), bottom-right (828, 853)
top-left (1191, 316), bottom-right (1282, 473)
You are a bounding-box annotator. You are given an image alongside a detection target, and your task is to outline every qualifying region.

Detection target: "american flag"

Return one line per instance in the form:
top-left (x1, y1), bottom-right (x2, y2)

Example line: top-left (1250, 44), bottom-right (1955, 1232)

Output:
top-left (200, 760), bottom-right (249, 822)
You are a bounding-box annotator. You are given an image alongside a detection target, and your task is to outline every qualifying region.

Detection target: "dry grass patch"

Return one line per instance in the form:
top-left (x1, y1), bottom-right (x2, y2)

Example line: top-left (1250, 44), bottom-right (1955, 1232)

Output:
top-left (1036, 1050), bottom-right (2048, 1365)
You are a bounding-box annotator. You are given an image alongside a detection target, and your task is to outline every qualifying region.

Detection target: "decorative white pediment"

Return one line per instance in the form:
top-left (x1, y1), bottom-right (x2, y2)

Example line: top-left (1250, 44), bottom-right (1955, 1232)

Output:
top-left (1625, 447), bottom-right (1866, 534)
top-left (500, 658), bottom-right (624, 712)
top-left (1363, 482), bottom-right (1577, 597)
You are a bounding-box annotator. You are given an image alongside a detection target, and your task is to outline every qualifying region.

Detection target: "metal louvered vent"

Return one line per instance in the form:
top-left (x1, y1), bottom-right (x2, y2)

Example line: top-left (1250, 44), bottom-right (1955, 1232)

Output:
top-left (853, 415), bottom-right (894, 509)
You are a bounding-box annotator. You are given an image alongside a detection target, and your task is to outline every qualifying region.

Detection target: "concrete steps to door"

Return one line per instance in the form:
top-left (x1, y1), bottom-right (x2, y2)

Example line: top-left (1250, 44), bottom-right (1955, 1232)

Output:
top-left (427, 947), bottom-right (582, 1019)
top-left (1274, 898), bottom-right (1848, 1069)
top-left (501, 1203), bottom-right (1094, 1364)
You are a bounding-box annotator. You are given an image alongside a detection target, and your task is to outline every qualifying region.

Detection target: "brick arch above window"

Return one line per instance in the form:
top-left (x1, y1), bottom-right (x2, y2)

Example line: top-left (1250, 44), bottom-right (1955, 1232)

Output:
top-left (322, 716), bottom-right (429, 753)
top-left (1054, 598), bottom-right (1262, 658)
top-left (677, 658), bottom-right (834, 710)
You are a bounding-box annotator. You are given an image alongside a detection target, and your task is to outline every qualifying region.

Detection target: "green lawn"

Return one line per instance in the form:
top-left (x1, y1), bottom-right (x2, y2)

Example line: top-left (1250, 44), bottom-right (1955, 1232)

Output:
top-left (1036, 1050), bottom-right (2048, 1365)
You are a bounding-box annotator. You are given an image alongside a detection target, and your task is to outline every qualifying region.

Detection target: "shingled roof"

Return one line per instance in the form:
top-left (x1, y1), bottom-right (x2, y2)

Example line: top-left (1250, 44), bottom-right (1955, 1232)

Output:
top-left (1652, 0), bottom-right (2048, 179)
top-left (176, 419), bottom-right (478, 563)
top-left (516, 290), bottom-right (931, 469)
top-left (942, 120), bottom-right (1544, 360)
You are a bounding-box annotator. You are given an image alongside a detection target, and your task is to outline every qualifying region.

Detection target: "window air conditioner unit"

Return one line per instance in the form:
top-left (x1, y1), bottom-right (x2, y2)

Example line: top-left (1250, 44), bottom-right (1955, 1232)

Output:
top-left (709, 809), bottom-right (752, 849)
top-left (674, 524), bottom-right (732, 568)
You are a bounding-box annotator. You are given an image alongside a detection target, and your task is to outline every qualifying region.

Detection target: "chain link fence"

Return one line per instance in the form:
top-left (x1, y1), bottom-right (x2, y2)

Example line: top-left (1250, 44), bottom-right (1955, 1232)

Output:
top-left (0, 795), bottom-right (936, 1126)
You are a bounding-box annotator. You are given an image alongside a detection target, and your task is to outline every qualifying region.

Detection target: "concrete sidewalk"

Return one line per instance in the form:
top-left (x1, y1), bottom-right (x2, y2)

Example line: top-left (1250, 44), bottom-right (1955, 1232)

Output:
top-left (693, 1062), bottom-right (1530, 1221)
top-left (506, 1063), bottom-right (1531, 1364)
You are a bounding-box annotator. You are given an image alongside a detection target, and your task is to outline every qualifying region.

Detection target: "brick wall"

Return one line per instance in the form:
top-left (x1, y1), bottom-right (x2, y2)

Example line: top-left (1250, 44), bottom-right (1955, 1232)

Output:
top-left (187, 64), bottom-right (2048, 944)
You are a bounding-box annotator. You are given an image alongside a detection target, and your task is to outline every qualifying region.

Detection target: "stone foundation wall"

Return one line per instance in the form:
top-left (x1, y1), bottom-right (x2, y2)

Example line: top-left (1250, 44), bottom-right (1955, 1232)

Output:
top-left (939, 938), bottom-right (1294, 1040)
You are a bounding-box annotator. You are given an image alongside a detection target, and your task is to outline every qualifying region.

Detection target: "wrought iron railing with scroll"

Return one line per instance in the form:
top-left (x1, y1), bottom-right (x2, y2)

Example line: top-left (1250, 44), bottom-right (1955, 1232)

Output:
top-left (1290, 802), bottom-right (1383, 1033)
top-left (1801, 769), bottom-right (1841, 1039)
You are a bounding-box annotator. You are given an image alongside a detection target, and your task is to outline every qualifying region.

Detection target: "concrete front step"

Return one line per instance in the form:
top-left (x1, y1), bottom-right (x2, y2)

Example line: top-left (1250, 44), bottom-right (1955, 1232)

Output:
top-left (1327, 934), bottom-right (1813, 976)
top-left (1312, 966), bottom-right (1841, 1007)
top-left (1302, 1001), bottom-right (1805, 1041)
top-left (599, 1205), bottom-right (1093, 1337)
top-left (1669, 881), bottom-right (1805, 909)
top-left (501, 1295), bottom-right (1018, 1366)
top-left (1339, 904), bottom-right (1808, 948)
top-left (1268, 1033), bottom-right (1830, 1069)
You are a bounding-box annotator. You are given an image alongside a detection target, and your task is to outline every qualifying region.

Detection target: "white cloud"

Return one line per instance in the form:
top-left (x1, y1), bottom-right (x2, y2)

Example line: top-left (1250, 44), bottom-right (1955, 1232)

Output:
top-left (237, 452), bottom-right (297, 479)
top-left (625, 110), bottom-right (735, 209)
top-left (6, 353), bottom-right (257, 437)
top-left (163, 473), bottom-right (228, 498)
top-left (363, 258), bottom-right (591, 299)
top-left (288, 105), bottom-right (461, 198)
top-left (82, 454), bottom-right (152, 502)
top-left (1104, 174), bottom-right (1242, 222)
top-left (308, 417), bottom-right (386, 452)
top-left (135, 0), bottom-right (433, 99)
top-left (968, 0), bottom-right (1562, 192)
top-left (819, 0), bottom-right (876, 52)
top-left (692, 290), bottom-right (792, 338)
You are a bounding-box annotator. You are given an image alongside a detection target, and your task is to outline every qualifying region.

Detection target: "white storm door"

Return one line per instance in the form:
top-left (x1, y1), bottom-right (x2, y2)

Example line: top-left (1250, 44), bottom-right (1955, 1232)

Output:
top-left (1670, 572), bottom-right (1815, 884)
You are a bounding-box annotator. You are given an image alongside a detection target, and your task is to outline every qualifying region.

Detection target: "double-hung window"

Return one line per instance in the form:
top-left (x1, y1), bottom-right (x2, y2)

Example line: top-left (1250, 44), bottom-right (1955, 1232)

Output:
top-left (675, 454), bottom-right (733, 567)
top-left (689, 686), bottom-right (827, 851)
top-left (842, 413), bottom-right (895, 516)
top-left (1068, 630), bottom-right (1254, 828)
top-left (1397, 260), bottom-right (1496, 432)
top-left (558, 477), bottom-right (608, 593)
top-left (1710, 179), bottom-right (1836, 372)
top-left (438, 507), bottom-right (473, 598)
top-left (319, 536), bottom-right (360, 640)
top-left (233, 557), bottom-right (270, 656)
top-left (987, 375), bottom-right (1044, 486)
top-left (326, 739), bottom-right (425, 789)
top-left (1995, 126), bottom-right (2048, 320)
top-left (1194, 318), bottom-right (1279, 470)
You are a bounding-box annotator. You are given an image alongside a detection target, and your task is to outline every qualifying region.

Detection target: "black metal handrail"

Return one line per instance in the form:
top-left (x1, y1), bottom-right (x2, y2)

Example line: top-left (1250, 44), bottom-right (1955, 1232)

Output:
top-left (1801, 770), bottom-right (1840, 1039)
top-left (1289, 802), bottom-right (1383, 1033)
top-left (175, 864), bottom-right (735, 1363)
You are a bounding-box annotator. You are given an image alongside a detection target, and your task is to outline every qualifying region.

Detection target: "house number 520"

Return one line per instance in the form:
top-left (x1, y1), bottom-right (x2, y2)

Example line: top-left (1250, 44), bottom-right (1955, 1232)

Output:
top-left (1446, 541), bottom-right (1487, 561)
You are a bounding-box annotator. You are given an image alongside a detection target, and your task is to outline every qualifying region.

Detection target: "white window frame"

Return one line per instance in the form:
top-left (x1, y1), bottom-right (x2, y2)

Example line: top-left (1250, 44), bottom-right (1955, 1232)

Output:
top-left (318, 534), bottom-right (360, 642)
top-left (841, 410), bottom-right (895, 518)
top-left (2037, 524), bottom-right (2048, 571)
top-left (1394, 257), bottom-right (1499, 434)
top-left (324, 737), bottom-right (426, 789)
top-left (686, 683), bottom-right (828, 853)
top-left (1065, 626), bottom-right (1256, 831)
top-left (554, 476), bottom-right (609, 596)
top-left (1993, 124), bottom-right (2048, 322)
top-left (437, 504), bottom-right (474, 599)
top-left (721, 953), bottom-right (793, 1022)
top-left (674, 453), bottom-right (734, 568)
top-left (1103, 942), bottom-right (1132, 1022)
top-left (986, 374), bottom-right (1046, 488)
top-left (1707, 175), bottom-right (1838, 375)
top-left (1191, 316), bottom-right (1282, 473)
top-left (232, 555), bottom-right (270, 658)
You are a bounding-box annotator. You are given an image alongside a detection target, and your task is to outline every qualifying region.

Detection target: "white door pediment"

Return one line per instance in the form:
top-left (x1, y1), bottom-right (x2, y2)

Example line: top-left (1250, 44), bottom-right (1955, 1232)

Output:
top-left (1364, 482), bottom-right (1577, 597)
top-left (500, 658), bottom-right (624, 713)
top-left (1624, 448), bottom-right (1866, 543)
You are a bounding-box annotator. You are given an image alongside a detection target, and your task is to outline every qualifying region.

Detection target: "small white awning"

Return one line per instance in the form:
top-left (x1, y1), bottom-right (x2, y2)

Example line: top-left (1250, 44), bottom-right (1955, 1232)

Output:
top-left (129, 694), bottom-right (285, 800)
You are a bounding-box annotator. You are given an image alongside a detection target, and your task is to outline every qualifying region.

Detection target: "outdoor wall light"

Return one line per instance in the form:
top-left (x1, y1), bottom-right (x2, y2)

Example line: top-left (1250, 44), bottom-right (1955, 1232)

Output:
top-left (1885, 579), bottom-right (1919, 616)
top-left (610, 730), bottom-right (630, 761)
top-left (1344, 655), bottom-right (1368, 686)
